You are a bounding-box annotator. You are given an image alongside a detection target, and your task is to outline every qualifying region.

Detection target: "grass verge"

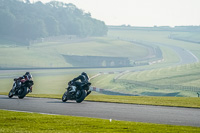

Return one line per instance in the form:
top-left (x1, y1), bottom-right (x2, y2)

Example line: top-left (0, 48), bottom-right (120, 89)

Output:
top-left (0, 110), bottom-right (199, 133)
top-left (1, 92), bottom-right (200, 108)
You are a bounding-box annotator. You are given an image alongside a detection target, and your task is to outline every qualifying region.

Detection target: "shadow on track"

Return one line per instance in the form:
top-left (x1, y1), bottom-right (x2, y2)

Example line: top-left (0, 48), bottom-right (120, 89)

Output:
top-left (47, 101), bottom-right (76, 104)
top-left (0, 97), bottom-right (18, 99)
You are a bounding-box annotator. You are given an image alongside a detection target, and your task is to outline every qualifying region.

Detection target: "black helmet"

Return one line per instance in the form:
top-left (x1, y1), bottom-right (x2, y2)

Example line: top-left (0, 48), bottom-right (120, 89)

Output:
top-left (25, 72), bottom-right (32, 79)
top-left (25, 72), bottom-right (30, 75)
top-left (81, 72), bottom-right (89, 80)
top-left (81, 72), bottom-right (87, 76)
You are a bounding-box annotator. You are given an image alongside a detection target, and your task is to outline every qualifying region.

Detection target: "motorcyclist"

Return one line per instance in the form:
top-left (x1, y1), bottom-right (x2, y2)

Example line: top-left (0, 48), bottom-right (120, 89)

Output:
top-left (12, 72), bottom-right (33, 93)
top-left (69, 72), bottom-right (91, 96)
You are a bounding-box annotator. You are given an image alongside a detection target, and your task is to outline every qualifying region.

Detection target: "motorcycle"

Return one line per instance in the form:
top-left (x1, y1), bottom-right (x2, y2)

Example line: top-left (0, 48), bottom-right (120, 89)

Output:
top-left (62, 81), bottom-right (91, 103)
top-left (8, 78), bottom-right (34, 99)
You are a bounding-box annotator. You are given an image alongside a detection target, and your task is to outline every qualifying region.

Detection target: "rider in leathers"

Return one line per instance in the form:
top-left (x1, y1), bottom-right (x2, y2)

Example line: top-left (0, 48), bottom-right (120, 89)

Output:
top-left (12, 72), bottom-right (33, 93)
top-left (70, 72), bottom-right (91, 96)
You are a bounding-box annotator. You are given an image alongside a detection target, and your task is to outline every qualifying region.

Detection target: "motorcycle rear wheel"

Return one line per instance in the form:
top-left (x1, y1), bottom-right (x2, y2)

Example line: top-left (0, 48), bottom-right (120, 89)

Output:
top-left (76, 90), bottom-right (86, 103)
top-left (18, 87), bottom-right (27, 99)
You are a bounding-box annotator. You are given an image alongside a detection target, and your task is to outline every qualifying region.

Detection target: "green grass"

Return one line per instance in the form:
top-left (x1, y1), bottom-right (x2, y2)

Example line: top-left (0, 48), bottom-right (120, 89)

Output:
top-left (158, 45), bottom-right (180, 65)
top-left (89, 62), bottom-right (200, 97)
top-left (86, 95), bottom-right (200, 108)
top-left (56, 37), bottom-right (148, 58)
top-left (170, 32), bottom-right (200, 43)
top-left (1, 110), bottom-right (200, 133)
top-left (0, 37), bottom-right (149, 68)
top-left (120, 63), bottom-right (200, 84)
top-left (117, 63), bottom-right (200, 96)
top-left (108, 30), bottom-right (200, 60)
top-left (0, 45), bottom-right (71, 68)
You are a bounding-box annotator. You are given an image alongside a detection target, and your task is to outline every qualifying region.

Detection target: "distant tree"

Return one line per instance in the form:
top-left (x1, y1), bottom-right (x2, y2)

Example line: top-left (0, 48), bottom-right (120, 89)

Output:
top-left (25, 0), bottom-right (30, 4)
top-left (0, 9), bottom-right (16, 36)
top-left (0, 0), bottom-right (108, 44)
top-left (44, 16), bottom-right (59, 36)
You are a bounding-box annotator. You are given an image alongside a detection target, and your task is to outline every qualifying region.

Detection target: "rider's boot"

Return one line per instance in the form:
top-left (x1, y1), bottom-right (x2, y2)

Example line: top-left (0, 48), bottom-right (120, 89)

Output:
top-left (28, 88), bottom-right (32, 93)
top-left (86, 91), bottom-right (91, 96)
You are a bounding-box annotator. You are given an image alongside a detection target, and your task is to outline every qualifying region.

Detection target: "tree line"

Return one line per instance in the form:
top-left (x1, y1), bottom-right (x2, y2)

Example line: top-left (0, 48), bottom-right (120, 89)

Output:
top-left (0, 0), bottom-right (108, 44)
top-left (109, 25), bottom-right (200, 32)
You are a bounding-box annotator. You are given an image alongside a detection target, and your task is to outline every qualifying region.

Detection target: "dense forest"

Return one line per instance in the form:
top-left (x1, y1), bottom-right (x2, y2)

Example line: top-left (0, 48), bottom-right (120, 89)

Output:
top-left (0, 0), bottom-right (108, 44)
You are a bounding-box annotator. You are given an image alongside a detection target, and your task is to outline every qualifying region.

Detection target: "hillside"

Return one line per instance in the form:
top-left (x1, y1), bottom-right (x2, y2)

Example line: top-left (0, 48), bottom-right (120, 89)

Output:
top-left (0, 37), bottom-right (153, 68)
top-left (90, 28), bottom-right (200, 97)
top-left (1, 27), bottom-right (200, 97)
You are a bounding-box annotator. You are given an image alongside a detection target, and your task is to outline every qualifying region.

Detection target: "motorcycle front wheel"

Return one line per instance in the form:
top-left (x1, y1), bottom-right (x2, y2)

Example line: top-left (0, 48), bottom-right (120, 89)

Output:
top-left (8, 90), bottom-right (13, 98)
top-left (62, 93), bottom-right (68, 102)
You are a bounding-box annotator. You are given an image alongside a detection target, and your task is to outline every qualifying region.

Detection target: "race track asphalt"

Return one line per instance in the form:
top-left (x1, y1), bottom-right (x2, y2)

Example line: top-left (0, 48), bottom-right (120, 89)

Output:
top-left (0, 95), bottom-right (199, 127)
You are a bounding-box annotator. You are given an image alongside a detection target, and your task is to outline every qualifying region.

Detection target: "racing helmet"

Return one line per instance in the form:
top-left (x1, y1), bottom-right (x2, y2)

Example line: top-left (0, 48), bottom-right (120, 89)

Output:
top-left (81, 72), bottom-right (87, 76)
top-left (81, 72), bottom-right (89, 80)
top-left (25, 72), bottom-right (32, 80)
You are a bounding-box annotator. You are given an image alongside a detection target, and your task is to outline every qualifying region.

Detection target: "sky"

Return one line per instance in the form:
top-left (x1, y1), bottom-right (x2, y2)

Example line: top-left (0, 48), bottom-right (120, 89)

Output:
top-left (31, 0), bottom-right (200, 27)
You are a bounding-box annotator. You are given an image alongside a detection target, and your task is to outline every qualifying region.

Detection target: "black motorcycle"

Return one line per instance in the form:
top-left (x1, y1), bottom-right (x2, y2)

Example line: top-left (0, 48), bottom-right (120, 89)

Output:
top-left (62, 81), bottom-right (91, 103)
top-left (8, 79), bottom-right (34, 99)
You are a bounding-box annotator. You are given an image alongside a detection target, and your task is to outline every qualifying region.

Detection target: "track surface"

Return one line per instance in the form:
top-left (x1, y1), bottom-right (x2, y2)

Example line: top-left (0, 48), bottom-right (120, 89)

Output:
top-left (0, 95), bottom-right (199, 127)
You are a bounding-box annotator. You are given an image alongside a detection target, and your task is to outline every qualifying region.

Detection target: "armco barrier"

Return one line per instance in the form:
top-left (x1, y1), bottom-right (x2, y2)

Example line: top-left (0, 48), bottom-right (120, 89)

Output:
top-left (89, 86), bottom-right (104, 92)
